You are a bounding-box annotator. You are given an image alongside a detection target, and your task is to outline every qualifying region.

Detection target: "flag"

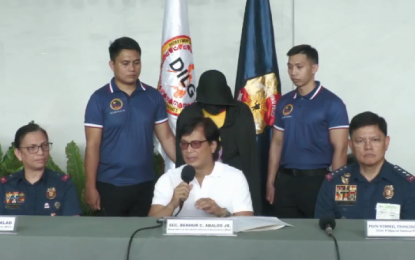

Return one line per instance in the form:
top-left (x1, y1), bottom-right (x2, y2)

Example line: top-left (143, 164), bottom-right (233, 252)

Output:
top-left (155, 0), bottom-right (197, 171)
top-left (235, 0), bottom-right (282, 215)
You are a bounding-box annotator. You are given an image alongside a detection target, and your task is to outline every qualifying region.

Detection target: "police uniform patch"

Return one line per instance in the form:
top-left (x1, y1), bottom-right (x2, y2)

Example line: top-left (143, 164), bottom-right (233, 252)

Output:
top-left (383, 185), bottom-right (394, 199)
top-left (61, 175), bottom-right (70, 182)
top-left (325, 173), bottom-right (333, 181)
top-left (55, 202), bottom-right (60, 209)
top-left (0, 177), bottom-right (7, 184)
top-left (46, 187), bottom-right (56, 199)
top-left (335, 185), bottom-right (357, 205)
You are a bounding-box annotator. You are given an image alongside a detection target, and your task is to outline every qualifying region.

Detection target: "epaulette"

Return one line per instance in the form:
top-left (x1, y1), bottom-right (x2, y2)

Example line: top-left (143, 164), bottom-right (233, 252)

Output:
top-left (392, 165), bottom-right (415, 183)
top-left (1, 171), bottom-right (24, 184)
top-left (325, 165), bottom-right (350, 182)
top-left (47, 170), bottom-right (71, 182)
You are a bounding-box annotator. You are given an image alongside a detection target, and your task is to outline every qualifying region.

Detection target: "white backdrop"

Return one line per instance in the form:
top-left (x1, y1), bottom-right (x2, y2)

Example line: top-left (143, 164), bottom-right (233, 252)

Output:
top-left (0, 0), bottom-right (414, 173)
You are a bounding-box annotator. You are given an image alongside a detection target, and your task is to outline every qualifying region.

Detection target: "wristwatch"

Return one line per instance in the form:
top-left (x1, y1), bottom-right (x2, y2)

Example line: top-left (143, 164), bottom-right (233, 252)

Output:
top-left (221, 208), bottom-right (231, 218)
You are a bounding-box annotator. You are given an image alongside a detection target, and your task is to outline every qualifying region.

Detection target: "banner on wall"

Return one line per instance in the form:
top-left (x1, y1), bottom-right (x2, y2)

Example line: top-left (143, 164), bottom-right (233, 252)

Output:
top-left (155, 0), bottom-right (197, 171)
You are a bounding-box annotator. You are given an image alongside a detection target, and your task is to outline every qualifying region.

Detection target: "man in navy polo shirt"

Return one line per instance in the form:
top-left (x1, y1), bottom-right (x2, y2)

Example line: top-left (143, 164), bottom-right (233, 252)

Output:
top-left (266, 44), bottom-right (349, 218)
top-left (84, 37), bottom-right (176, 217)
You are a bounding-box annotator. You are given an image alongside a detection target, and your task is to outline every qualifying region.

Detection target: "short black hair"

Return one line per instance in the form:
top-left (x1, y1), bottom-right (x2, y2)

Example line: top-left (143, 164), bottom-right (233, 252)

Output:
top-left (178, 116), bottom-right (221, 161)
top-left (14, 123), bottom-right (48, 148)
top-left (109, 37), bottom-right (141, 61)
top-left (349, 111), bottom-right (387, 137)
top-left (287, 44), bottom-right (319, 64)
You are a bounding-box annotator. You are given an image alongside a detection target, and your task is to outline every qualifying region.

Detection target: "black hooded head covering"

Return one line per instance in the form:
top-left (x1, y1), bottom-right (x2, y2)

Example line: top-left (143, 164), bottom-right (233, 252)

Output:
top-left (196, 70), bottom-right (235, 114)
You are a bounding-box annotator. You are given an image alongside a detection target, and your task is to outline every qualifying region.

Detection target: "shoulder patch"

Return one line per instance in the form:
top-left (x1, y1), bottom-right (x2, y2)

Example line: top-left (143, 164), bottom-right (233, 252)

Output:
top-left (325, 165), bottom-right (349, 182)
top-left (0, 177), bottom-right (7, 184)
top-left (61, 175), bottom-right (70, 182)
top-left (392, 165), bottom-right (415, 182)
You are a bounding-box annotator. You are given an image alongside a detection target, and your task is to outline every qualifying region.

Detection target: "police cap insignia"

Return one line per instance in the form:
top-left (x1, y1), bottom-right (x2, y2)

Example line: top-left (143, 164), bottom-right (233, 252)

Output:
top-left (61, 175), bottom-right (70, 181)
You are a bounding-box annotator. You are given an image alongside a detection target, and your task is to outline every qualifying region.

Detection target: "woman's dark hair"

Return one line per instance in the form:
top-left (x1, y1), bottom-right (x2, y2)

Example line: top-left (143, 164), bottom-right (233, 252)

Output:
top-left (178, 116), bottom-right (221, 161)
top-left (14, 123), bottom-right (48, 148)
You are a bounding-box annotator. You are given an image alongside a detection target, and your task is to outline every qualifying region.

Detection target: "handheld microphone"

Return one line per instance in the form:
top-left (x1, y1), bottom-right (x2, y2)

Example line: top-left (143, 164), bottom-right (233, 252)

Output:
top-left (319, 216), bottom-right (336, 237)
top-left (174, 165), bottom-right (195, 217)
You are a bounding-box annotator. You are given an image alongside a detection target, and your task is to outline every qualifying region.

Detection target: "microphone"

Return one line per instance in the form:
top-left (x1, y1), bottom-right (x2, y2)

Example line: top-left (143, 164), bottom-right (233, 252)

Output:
top-left (319, 216), bottom-right (341, 260)
top-left (319, 216), bottom-right (336, 237)
top-left (174, 165), bottom-right (195, 217)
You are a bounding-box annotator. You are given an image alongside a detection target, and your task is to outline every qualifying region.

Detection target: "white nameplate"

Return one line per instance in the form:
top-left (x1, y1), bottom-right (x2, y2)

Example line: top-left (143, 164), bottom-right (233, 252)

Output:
top-left (164, 218), bottom-right (235, 236)
top-left (366, 220), bottom-right (415, 238)
top-left (0, 216), bottom-right (17, 232)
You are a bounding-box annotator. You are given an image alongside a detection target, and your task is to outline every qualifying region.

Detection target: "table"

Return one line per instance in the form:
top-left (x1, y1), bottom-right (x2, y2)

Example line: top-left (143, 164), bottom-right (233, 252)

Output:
top-left (0, 216), bottom-right (411, 260)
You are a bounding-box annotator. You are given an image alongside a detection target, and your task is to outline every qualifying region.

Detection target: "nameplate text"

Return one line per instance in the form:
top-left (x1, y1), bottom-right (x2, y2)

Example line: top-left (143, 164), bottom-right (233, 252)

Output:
top-left (366, 220), bottom-right (415, 238)
top-left (165, 218), bottom-right (234, 236)
top-left (0, 216), bottom-right (17, 232)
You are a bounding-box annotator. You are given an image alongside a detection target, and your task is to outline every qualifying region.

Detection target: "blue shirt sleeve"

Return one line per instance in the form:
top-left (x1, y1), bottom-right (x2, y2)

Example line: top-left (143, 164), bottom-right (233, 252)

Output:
top-left (273, 100), bottom-right (285, 131)
top-left (62, 178), bottom-right (82, 216)
top-left (315, 177), bottom-right (337, 219)
top-left (327, 99), bottom-right (349, 130)
top-left (155, 92), bottom-right (168, 124)
top-left (84, 92), bottom-right (104, 128)
top-left (402, 182), bottom-right (415, 219)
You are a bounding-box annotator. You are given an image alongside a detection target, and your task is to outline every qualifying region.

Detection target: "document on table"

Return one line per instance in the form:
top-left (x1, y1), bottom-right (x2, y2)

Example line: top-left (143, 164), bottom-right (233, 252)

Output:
top-left (228, 216), bottom-right (294, 232)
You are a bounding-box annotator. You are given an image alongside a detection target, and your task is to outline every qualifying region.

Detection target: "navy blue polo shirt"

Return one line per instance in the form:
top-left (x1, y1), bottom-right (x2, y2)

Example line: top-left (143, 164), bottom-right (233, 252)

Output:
top-left (273, 82), bottom-right (349, 169)
top-left (0, 169), bottom-right (81, 216)
top-left (84, 77), bottom-right (168, 186)
top-left (315, 161), bottom-right (415, 219)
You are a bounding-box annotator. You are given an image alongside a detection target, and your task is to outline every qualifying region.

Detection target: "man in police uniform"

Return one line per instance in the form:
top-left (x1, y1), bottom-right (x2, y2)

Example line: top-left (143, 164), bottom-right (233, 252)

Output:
top-left (315, 112), bottom-right (415, 219)
top-left (84, 37), bottom-right (176, 217)
top-left (266, 45), bottom-right (349, 218)
top-left (0, 123), bottom-right (81, 216)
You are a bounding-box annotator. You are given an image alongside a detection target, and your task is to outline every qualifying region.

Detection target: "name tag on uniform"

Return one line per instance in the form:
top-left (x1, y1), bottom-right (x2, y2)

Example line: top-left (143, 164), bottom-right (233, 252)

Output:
top-left (335, 185), bottom-right (357, 205)
top-left (0, 216), bottom-right (17, 233)
top-left (376, 203), bottom-right (401, 220)
top-left (163, 217), bottom-right (235, 236)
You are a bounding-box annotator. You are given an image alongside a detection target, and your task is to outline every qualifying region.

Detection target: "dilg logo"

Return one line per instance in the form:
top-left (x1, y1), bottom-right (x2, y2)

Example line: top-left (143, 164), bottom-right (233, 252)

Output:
top-left (110, 99), bottom-right (123, 110)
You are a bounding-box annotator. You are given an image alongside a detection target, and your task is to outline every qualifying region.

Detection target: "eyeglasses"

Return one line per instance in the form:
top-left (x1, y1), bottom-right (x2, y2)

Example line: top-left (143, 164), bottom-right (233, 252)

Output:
top-left (180, 140), bottom-right (207, 150)
top-left (353, 138), bottom-right (384, 147)
top-left (20, 142), bottom-right (53, 154)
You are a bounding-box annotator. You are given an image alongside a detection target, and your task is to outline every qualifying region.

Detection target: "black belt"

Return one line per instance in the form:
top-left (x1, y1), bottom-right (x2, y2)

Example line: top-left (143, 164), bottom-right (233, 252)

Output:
top-left (279, 167), bottom-right (328, 177)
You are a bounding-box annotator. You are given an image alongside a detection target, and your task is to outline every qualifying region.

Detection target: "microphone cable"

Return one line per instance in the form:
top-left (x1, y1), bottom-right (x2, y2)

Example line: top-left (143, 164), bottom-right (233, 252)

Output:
top-left (328, 233), bottom-right (341, 260)
top-left (126, 222), bottom-right (162, 260)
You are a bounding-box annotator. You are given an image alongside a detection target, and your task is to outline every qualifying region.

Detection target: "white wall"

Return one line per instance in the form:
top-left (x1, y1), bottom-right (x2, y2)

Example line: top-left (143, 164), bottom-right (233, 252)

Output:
top-left (0, 0), bottom-right (414, 173)
top-left (295, 0), bottom-right (415, 172)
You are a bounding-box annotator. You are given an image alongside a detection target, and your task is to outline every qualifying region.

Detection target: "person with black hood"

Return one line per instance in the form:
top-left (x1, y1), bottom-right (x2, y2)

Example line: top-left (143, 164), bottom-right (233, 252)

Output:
top-left (175, 70), bottom-right (262, 215)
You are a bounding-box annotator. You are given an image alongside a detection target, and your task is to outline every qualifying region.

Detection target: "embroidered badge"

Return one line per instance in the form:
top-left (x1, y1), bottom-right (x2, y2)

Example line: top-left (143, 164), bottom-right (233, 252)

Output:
top-left (55, 202), bottom-right (61, 209)
top-left (46, 187), bottom-right (57, 199)
top-left (335, 185), bottom-right (357, 205)
top-left (44, 203), bottom-right (50, 209)
top-left (0, 177), bottom-right (7, 184)
top-left (325, 173), bottom-right (333, 181)
top-left (383, 185), bottom-right (394, 199)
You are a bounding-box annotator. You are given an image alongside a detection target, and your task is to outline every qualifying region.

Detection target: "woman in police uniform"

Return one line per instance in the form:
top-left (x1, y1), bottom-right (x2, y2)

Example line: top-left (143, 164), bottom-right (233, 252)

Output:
top-left (0, 123), bottom-right (81, 216)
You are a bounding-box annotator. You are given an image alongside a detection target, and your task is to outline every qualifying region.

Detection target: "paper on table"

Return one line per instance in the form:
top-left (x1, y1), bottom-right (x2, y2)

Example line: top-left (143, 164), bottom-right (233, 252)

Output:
top-left (228, 216), bottom-right (294, 232)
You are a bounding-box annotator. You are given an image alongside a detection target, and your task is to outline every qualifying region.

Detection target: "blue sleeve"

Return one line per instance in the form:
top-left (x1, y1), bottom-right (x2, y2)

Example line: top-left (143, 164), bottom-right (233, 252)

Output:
top-left (327, 99), bottom-right (349, 130)
top-left (84, 93), bottom-right (104, 128)
top-left (402, 182), bottom-right (415, 219)
top-left (273, 100), bottom-right (285, 131)
top-left (62, 178), bottom-right (82, 216)
top-left (155, 92), bottom-right (168, 124)
top-left (314, 177), bottom-right (336, 219)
